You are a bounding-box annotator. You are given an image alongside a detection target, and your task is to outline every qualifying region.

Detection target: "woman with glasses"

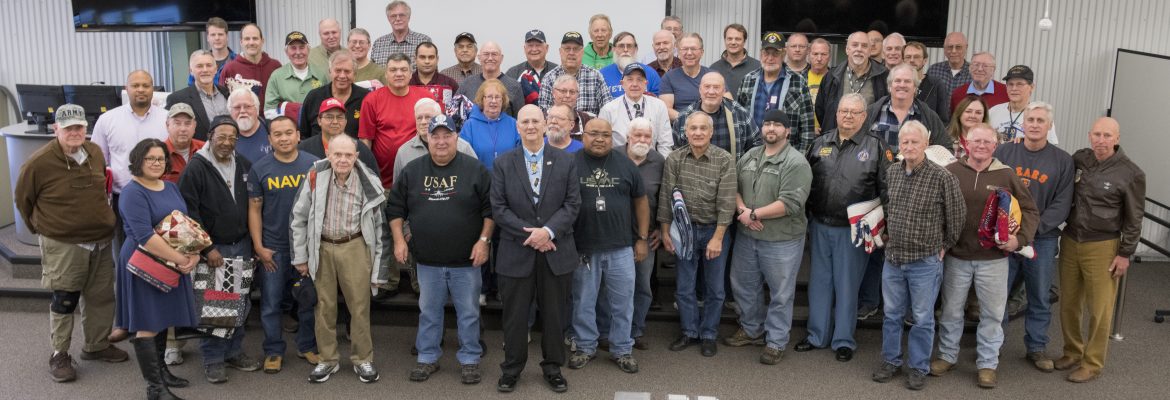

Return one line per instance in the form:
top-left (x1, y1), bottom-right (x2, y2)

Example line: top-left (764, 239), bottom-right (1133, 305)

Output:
top-left (116, 138), bottom-right (200, 399)
top-left (459, 79), bottom-right (521, 170)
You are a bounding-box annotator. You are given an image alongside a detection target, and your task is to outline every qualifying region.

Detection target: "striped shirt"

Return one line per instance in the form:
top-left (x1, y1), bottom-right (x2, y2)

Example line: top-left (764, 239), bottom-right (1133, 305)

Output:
top-left (370, 30), bottom-right (432, 67)
top-left (884, 159), bottom-right (966, 264)
top-left (321, 171), bottom-right (363, 239)
top-left (657, 145), bottom-right (737, 225)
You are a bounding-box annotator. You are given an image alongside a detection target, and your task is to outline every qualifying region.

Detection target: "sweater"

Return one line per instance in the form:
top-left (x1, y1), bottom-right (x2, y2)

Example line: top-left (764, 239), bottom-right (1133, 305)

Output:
top-left (14, 140), bottom-right (115, 243)
top-left (177, 149), bottom-right (253, 250)
top-left (219, 52), bottom-right (282, 107)
top-left (945, 158), bottom-right (1039, 260)
top-left (993, 142), bottom-right (1075, 238)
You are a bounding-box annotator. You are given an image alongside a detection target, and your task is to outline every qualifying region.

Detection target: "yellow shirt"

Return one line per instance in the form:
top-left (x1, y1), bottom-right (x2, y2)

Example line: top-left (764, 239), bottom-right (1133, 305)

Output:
top-left (807, 71), bottom-right (825, 130)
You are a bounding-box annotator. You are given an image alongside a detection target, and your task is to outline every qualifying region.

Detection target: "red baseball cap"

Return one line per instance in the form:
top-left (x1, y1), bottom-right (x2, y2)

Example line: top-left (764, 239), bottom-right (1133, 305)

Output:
top-left (319, 97), bottom-right (345, 114)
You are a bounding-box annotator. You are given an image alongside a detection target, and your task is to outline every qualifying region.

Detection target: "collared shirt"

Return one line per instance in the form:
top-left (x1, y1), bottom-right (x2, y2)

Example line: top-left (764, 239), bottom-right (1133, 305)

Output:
top-left (263, 64), bottom-right (327, 117)
top-left (439, 63), bottom-right (482, 82)
top-left (91, 104), bottom-right (169, 192)
top-left (927, 60), bottom-right (972, 95)
top-left (648, 57), bottom-right (682, 78)
top-left (736, 144), bottom-right (813, 241)
top-left (657, 145), bottom-right (737, 226)
top-left (524, 144), bottom-right (545, 204)
top-left (871, 101), bottom-right (923, 151)
top-left (966, 80), bottom-right (996, 96)
top-left (674, 99), bottom-right (760, 160)
top-left (536, 65), bottom-right (612, 115)
top-left (597, 94), bottom-right (674, 155)
top-left (884, 160), bottom-right (967, 264)
top-left (321, 171), bottom-right (363, 239)
top-left (163, 138), bottom-right (206, 183)
top-left (197, 86), bottom-right (228, 125)
top-left (710, 52), bottom-right (761, 94)
top-left (370, 30), bottom-right (432, 67)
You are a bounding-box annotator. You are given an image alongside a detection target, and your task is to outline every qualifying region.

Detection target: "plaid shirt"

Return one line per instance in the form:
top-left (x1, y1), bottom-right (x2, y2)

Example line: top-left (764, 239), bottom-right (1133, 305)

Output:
top-left (370, 30), bottom-right (432, 67)
top-left (884, 160), bottom-right (966, 264)
top-left (870, 101), bottom-right (923, 151)
top-left (926, 60), bottom-right (972, 96)
top-left (735, 67), bottom-right (817, 153)
top-left (536, 65), bottom-right (611, 115)
top-left (658, 145), bottom-right (737, 226)
top-left (674, 99), bottom-right (760, 160)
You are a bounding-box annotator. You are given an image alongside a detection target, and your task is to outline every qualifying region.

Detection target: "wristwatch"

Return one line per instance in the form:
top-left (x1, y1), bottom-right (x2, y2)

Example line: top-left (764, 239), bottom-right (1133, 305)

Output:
top-left (637, 234), bottom-right (648, 241)
top-left (750, 209), bottom-right (758, 221)
top-left (478, 236), bottom-right (490, 243)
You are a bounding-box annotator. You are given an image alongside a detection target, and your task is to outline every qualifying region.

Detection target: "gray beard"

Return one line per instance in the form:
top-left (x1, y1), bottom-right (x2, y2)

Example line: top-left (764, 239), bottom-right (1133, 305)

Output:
top-left (630, 142), bottom-right (651, 158)
top-left (236, 117), bottom-right (254, 133)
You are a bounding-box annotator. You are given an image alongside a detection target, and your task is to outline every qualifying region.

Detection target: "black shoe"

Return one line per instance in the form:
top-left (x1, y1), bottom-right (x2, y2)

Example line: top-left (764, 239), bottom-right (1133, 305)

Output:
top-left (497, 374), bottom-right (518, 392)
top-left (668, 335), bottom-right (696, 352)
top-left (793, 339), bottom-right (816, 352)
top-left (154, 335), bottom-right (189, 388)
top-left (543, 373), bottom-right (568, 393)
top-left (131, 337), bottom-right (184, 400)
top-left (835, 347), bottom-right (854, 362)
top-left (700, 339), bottom-right (717, 357)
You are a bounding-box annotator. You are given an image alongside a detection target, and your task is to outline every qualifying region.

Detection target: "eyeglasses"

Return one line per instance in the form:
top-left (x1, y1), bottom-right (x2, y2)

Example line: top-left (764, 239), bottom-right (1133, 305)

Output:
top-left (554, 88), bottom-right (578, 95)
top-left (479, 52), bottom-right (501, 59)
top-left (583, 130), bottom-right (611, 137)
top-left (679, 47), bottom-right (702, 53)
top-left (212, 135), bottom-right (238, 143)
top-left (968, 139), bottom-right (996, 146)
top-left (321, 114), bottom-right (345, 122)
top-left (388, 13), bottom-right (409, 20)
top-left (944, 45), bottom-right (965, 51)
top-left (143, 156), bottom-right (166, 165)
top-left (615, 43), bottom-right (637, 50)
top-left (483, 95), bottom-right (503, 101)
top-left (837, 109), bottom-right (865, 117)
top-left (970, 63), bottom-right (996, 70)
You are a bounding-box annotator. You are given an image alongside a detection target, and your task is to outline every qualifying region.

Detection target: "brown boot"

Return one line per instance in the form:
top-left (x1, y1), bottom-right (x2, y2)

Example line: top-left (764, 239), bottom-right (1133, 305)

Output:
top-left (1067, 367), bottom-right (1100, 383)
top-left (977, 368), bottom-right (997, 388)
top-left (49, 352), bottom-right (77, 382)
top-left (1054, 355), bottom-right (1080, 371)
top-left (929, 359), bottom-right (955, 376)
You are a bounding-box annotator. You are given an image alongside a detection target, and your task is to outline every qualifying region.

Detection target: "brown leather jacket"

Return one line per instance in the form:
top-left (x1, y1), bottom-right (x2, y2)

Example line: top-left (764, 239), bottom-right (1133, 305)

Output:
top-left (1063, 146), bottom-right (1146, 256)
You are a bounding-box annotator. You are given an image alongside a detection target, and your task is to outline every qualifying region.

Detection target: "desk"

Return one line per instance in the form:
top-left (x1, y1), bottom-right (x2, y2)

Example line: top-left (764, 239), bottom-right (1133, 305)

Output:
top-left (2, 122), bottom-right (59, 245)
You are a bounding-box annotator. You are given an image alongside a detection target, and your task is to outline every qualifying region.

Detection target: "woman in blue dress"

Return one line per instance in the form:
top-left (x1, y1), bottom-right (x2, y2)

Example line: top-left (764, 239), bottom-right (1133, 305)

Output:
top-left (116, 138), bottom-right (200, 400)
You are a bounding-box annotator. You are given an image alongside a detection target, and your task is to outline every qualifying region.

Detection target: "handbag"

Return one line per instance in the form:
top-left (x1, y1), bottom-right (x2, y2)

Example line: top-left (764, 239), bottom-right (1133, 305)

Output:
top-left (192, 257), bottom-right (255, 333)
top-left (126, 246), bottom-right (182, 293)
top-left (154, 211), bottom-right (213, 254)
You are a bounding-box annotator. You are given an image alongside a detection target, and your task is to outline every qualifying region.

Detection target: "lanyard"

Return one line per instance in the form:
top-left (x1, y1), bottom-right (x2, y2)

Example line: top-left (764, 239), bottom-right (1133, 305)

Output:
top-left (622, 96), bottom-right (644, 120)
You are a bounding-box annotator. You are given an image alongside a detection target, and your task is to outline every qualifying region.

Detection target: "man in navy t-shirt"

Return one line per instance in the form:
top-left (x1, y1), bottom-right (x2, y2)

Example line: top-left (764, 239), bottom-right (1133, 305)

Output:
top-left (247, 116), bottom-right (320, 372)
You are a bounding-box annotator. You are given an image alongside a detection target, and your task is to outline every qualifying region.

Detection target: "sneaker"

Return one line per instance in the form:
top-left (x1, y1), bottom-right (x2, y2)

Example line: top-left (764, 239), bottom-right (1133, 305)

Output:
top-left (263, 355), bottom-right (282, 374)
top-left (409, 362), bottom-right (439, 382)
top-left (759, 346), bottom-right (784, 365)
top-left (564, 337), bottom-right (578, 352)
top-left (164, 348), bottom-right (184, 365)
top-left (856, 304), bottom-right (880, 320)
top-left (49, 352), bottom-right (77, 383)
top-left (929, 359), bottom-right (955, 377)
top-left (460, 364), bottom-right (482, 384)
top-left (225, 353), bottom-right (261, 372)
top-left (298, 351), bottom-right (320, 365)
top-left (613, 354), bottom-right (639, 373)
top-left (205, 363), bottom-right (228, 384)
top-left (872, 362), bottom-right (901, 383)
top-left (354, 361), bottom-right (380, 383)
top-left (567, 351), bottom-right (596, 369)
top-left (906, 369), bottom-right (927, 390)
top-left (723, 328), bottom-right (765, 347)
top-left (479, 294), bottom-right (487, 306)
top-left (308, 363), bottom-right (340, 383)
top-left (1027, 351), bottom-right (1055, 372)
top-left (79, 345), bottom-right (129, 362)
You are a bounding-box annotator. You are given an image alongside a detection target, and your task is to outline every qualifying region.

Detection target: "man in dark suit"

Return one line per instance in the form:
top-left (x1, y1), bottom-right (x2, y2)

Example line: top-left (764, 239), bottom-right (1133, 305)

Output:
top-left (491, 104), bottom-right (580, 393)
top-left (167, 49), bottom-right (232, 141)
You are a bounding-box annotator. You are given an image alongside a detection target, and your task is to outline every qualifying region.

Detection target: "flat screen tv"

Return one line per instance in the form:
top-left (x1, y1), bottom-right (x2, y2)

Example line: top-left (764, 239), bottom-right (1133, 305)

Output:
top-left (72, 0), bottom-right (257, 32)
top-left (761, 0), bottom-right (950, 45)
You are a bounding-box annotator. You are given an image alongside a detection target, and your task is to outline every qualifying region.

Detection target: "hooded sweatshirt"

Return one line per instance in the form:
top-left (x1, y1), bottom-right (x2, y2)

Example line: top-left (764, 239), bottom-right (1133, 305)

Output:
top-left (219, 52), bottom-right (282, 106)
top-left (945, 157), bottom-right (1039, 260)
top-left (458, 105), bottom-right (520, 170)
top-left (178, 146), bottom-right (252, 252)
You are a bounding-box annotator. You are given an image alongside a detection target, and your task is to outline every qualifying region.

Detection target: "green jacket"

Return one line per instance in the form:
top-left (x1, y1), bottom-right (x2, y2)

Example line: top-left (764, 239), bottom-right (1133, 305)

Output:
top-left (736, 143), bottom-right (813, 241)
top-left (264, 63), bottom-right (328, 115)
top-left (583, 42), bottom-right (614, 70)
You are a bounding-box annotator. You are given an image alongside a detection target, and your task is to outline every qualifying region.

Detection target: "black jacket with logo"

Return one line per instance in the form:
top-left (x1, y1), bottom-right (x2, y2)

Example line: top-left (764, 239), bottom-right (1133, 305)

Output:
top-left (805, 129), bottom-right (892, 226)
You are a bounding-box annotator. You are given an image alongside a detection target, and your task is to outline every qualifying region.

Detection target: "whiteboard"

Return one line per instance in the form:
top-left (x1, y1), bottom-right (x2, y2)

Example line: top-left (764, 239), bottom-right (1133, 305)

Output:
top-left (1109, 49), bottom-right (1170, 203)
top-left (353, 0), bottom-right (667, 69)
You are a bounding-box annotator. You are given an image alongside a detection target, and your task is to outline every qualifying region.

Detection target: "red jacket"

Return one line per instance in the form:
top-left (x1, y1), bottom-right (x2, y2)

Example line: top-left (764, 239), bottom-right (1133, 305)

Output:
top-left (163, 138), bottom-right (206, 183)
top-left (220, 52), bottom-right (282, 106)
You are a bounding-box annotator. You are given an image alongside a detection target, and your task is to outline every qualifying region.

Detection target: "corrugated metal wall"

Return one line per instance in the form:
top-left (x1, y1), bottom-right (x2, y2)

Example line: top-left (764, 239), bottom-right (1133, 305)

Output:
top-left (672, 0), bottom-right (761, 66)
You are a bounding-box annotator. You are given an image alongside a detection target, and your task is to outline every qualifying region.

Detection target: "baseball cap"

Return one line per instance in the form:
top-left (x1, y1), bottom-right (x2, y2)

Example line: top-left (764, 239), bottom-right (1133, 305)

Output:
top-left (54, 104), bottom-right (87, 128)
top-left (525, 29), bottom-right (547, 43)
top-left (285, 31), bottom-right (309, 46)
top-left (1003, 65), bottom-right (1034, 84)
top-left (761, 32), bottom-right (785, 50)
top-left (561, 31), bottom-right (584, 46)
top-left (428, 114), bottom-right (455, 134)
top-left (319, 98), bottom-right (346, 114)
top-left (167, 103), bottom-right (196, 119)
top-left (763, 109), bottom-right (790, 127)
top-left (209, 115), bottom-right (239, 133)
top-left (623, 63), bottom-right (647, 77)
top-left (454, 32), bottom-right (477, 44)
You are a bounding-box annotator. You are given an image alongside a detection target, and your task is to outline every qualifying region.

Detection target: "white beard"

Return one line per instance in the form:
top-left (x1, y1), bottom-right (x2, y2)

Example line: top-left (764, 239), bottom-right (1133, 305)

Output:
top-left (236, 116), bottom-right (254, 132)
top-left (547, 126), bottom-right (568, 142)
top-left (617, 56), bottom-right (636, 70)
top-left (630, 142), bottom-right (651, 158)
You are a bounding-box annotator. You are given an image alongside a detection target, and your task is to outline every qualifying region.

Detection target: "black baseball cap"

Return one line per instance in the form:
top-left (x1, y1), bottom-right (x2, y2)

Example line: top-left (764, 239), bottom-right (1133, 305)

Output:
top-left (761, 32), bottom-right (785, 50)
top-left (525, 29), bottom-right (546, 43)
top-left (623, 63), bottom-right (647, 77)
top-left (1003, 65), bottom-right (1034, 84)
top-left (561, 31), bottom-right (584, 46)
top-left (285, 31), bottom-right (309, 46)
top-left (454, 32), bottom-right (476, 44)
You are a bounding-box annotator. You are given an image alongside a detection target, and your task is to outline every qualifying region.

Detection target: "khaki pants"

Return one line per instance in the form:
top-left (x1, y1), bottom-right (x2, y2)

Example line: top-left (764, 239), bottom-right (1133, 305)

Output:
top-left (40, 236), bottom-right (115, 353)
top-left (315, 238), bottom-right (373, 365)
top-left (1059, 236), bottom-right (1120, 372)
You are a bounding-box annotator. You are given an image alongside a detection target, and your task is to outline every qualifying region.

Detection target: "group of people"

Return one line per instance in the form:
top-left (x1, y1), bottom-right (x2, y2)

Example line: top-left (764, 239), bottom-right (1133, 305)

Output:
top-left (14, 1), bottom-right (1146, 398)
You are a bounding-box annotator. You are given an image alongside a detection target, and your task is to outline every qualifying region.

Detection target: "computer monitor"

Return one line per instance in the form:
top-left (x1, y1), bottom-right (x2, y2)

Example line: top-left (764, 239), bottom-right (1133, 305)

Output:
top-left (64, 85), bottom-right (122, 131)
top-left (16, 84), bottom-right (65, 133)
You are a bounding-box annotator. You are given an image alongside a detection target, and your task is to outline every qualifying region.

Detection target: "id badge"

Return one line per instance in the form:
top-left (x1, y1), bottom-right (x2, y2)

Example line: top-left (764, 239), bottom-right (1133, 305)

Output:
top-left (595, 196), bottom-right (607, 212)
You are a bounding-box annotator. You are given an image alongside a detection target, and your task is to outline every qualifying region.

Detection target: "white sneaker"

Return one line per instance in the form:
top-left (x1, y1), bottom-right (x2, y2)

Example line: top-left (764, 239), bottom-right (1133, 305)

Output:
top-left (164, 348), bottom-right (184, 365)
top-left (479, 294), bottom-right (487, 306)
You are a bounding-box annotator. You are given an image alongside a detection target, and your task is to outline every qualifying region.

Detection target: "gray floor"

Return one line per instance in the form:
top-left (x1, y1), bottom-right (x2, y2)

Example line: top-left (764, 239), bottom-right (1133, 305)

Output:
top-left (2, 262), bottom-right (1169, 399)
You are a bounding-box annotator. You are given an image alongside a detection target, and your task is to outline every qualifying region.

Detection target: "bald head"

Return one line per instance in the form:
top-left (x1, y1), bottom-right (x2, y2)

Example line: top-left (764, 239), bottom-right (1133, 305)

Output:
top-left (327, 135), bottom-right (358, 175)
top-left (943, 31), bottom-right (969, 66)
top-left (479, 41), bottom-right (503, 74)
top-left (517, 104), bottom-right (547, 149)
top-left (125, 70), bottom-right (155, 110)
top-left (652, 30), bottom-right (676, 63)
top-left (1090, 117), bottom-right (1121, 160)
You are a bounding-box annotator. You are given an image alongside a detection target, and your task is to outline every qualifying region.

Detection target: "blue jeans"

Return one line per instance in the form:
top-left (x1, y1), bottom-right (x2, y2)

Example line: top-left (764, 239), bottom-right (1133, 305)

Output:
top-left (1004, 236), bottom-right (1058, 353)
top-left (200, 240), bottom-right (253, 367)
top-left (258, 250), bottom-right (316, 356)
top-left (672, 224), bottom-right (730, 340)
top-left (806, 220), bottom-right (868, 350)
top-left (938, 256), bottom-right (1009, 369)
top-left (416, 264), bottom-right (482, 365)
top-left (858, 248), bottom-right (885, 309)
top-left (596, 249), bottom-right (655, 339)
top-left (881, 255), bottom-right (943, 373)
top-left (572, 247), bottom-right (636, 356)
top-left (730, 235), bottom-right (804, 350)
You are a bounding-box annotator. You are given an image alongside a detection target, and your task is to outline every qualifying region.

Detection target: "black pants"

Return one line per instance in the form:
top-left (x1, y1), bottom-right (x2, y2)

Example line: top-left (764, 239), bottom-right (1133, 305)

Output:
top-left (498, 253), bottom-right (572, 377)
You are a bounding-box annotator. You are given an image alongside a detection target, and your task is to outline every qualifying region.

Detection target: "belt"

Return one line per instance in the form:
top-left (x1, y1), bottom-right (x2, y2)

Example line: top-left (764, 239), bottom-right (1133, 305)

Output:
top-left (321, 233), bottom-right (362, 244)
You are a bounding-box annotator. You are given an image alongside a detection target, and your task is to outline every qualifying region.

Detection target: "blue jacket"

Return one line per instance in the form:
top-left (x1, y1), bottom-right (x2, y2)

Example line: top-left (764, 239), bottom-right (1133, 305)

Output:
top-left (459, 105), bottom-right (520, 170)
top-left (600, 63), bottom-right (661, 99)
